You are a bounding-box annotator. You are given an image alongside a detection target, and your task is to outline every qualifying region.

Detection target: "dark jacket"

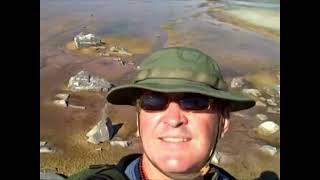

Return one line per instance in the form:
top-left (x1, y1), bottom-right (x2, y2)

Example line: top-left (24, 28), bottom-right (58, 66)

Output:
top-left (67, 153), bottom-right (236, 180)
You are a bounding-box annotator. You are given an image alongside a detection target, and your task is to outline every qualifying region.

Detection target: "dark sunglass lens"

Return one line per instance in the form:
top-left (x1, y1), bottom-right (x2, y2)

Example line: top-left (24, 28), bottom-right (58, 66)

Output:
top-left (180, 96), bottom-right (210, 110)
top-left (140, 94), bottom-right (167, 110)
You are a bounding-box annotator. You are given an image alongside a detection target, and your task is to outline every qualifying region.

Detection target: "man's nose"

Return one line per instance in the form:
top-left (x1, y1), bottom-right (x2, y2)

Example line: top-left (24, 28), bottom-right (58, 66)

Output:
top-left (162, 101), bottom-right (188, 127)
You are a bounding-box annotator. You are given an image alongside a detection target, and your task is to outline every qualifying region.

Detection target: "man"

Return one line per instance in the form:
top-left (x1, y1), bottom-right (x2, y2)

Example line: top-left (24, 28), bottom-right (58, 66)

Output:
top-left (67, 47), bottom-right (255, 180)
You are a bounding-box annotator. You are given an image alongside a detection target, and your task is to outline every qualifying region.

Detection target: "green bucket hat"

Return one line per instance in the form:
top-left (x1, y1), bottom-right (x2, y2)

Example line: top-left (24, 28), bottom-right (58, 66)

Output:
top-left (106, 47), bottom-right (255, 111)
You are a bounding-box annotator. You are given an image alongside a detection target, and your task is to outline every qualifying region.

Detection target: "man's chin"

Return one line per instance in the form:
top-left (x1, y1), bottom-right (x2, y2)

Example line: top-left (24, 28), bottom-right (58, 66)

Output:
top-left (156, 158), bottom-right (195, 173)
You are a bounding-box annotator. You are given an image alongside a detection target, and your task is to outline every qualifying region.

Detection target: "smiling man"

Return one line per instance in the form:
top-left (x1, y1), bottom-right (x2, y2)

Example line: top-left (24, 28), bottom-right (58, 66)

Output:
top-left (67, 47), bottom-right (255, 180)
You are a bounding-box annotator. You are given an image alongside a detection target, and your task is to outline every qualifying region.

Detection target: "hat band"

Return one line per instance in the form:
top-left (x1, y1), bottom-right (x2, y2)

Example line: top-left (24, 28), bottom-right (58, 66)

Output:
top-left (133, 68), bottom-right (228, 90)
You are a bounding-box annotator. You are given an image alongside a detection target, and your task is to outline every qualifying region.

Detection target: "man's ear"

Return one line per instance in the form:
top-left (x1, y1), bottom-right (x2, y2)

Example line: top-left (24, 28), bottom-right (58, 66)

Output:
top-left (220, 118), bottom-right (230, 138)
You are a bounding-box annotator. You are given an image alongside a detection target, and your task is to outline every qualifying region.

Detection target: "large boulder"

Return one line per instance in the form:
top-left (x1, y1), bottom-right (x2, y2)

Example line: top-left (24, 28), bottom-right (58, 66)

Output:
top-left (68, 71), bottom-right (113, 92)
top-left (74, 32), bottom-right (103, 49)
top-left (257, 121), bottom-right (279, 137)
top-left (86, 118), bottom-right (114, 144)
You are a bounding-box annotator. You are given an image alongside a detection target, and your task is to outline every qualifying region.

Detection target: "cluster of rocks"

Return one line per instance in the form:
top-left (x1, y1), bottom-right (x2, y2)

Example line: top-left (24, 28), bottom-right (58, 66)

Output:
top-left (230, 76), bottom-right (280, 114)
top-left (73, 33), bottom-right (134, 66)
top-left (67, 71), bottom-right (113, 92)
top-left (230, 76), bottom-right (280, 157)
top-left (100, 46), bottom-right (133, 57)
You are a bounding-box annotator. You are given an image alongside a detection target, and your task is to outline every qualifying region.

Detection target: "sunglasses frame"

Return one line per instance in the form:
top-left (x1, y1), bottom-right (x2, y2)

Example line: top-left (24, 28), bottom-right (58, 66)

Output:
top-left (136, 92), bottom-right (215, 111)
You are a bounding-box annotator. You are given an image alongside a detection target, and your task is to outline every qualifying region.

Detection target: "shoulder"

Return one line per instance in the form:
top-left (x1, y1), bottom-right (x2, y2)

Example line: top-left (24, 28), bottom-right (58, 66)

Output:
top-left (205, 164), bottom-right (237, 180)
top-left (66, 154), bottom-right (141, 180)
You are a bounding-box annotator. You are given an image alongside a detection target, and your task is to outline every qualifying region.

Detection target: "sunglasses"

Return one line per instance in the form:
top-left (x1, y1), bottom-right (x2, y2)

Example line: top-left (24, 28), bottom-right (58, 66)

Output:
top-left (137, 92), bottom-right (214, 111)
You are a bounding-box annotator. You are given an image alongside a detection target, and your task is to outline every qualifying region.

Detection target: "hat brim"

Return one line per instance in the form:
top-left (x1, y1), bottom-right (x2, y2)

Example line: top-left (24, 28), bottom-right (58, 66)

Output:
top-left (106, 79), bottom-right (255, 112)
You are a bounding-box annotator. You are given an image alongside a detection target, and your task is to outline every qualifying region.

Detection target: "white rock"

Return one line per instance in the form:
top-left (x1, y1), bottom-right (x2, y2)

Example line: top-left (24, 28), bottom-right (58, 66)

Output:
top-left (68, 104), bottom-right (86, 110)
top-left (230, 77), bottom-right (246, 88)
top-left (55, 93), bottom-right (70, 101)
top-left (242, 89), bottom-right (261, 97)
top-left (110, 140), bottom-right (130, 148)
top-left (256, 101), bottom-right (267, 107)
top-left (40, 141), bottom-right (47, 146)
top-left (40, 172), bottom-right (65, 180)
top-left (267, 98), bottom-right (277, 106)
top-left (95, 147), bottom-right (103, 151)
top-left (259, 97), bottom-right (266, 102)
top-left (68, 71), bottom-right (113, 92)
top-left (273, 85), bottom-right (280, 97)
top-left (267, 107), bottom-right (280, 114)
top-left (74, 32), bottom-right (102, 48)
top-left (257, 121), bottom-right (280, 136)
top-left (259, 145), bottom-right (277, 156)
top-left (210, 151), bottom-right (221, 164)
top-left (256, 114), bottom-right (268, 121)
top-left (86, 118), bottom-right (114, 144)
top-left (40, 147), bottom-right (54, 153)
top-left (53, 100), bottom-right (67, 107)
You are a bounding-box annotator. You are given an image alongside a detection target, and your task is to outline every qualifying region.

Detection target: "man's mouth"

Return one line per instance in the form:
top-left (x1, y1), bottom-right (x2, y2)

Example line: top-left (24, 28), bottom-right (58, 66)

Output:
top-left (159, 137), bottom-right (191, 143)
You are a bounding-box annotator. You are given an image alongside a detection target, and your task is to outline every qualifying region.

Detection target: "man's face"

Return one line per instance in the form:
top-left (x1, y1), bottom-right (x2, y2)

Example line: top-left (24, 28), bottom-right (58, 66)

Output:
top-left (138, 91), bottom-right (227, 173)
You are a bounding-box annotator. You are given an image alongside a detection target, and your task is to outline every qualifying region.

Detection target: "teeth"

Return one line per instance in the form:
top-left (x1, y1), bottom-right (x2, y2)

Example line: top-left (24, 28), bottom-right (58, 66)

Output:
top-left (161, 138), bottom-right (188, 142)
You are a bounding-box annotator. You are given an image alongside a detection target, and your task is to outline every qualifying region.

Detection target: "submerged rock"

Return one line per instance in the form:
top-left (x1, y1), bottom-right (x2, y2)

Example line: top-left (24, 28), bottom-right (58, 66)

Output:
top-left (267, 107), bottom-right (280, 114)
top-left (110, 140), bottom-right (130, 148)
top-left (259, 97), bottom-right (266, 102)
top-left (242, 88), bottom-right (261, 97)
top-left (109, 46), bottom-right (133, 56)
top-left (53, 100), bottom-right (67, 107)
top-left (40, 146), bottom-right (54, 153)
top-left (55, 93), bottom-right (70, 101)
top-left (40, 171), bottom-right (65, 180)
top-left (232, 112), bottom-right (244, 118)
top-left (95, 147), bottom-right (103, 151)
top-left (40, 141), bottom-right (55, 153)
top-left (266, 98), bottom-right (277, 106)
top-left (256, 114), bottom-right (268, 121)
top-left (259, 145), bottom-right (277, 156)
top-left (40, 141), bottom-right (47, 146)
top-left (86, 118), bottom-right (114, 144)
top-left (68, 71), bottom-right (113, 92)
top-left (264, 85), bottom-right (280, 98)
top-left (256, 101), bottom-right (267, 107)
top-left (257, 121), bottom-right (279, 137)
